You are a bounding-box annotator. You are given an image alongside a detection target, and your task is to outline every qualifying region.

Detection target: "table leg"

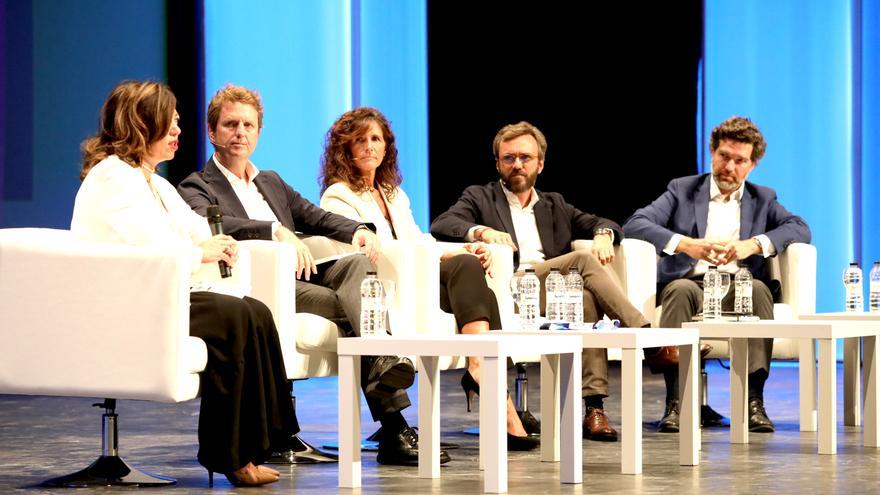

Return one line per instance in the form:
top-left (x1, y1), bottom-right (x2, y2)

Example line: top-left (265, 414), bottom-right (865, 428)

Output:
top-left (680, 342), bottom-right (700, 466)
top-left (818, 338), bottom-right (837, 455)
top-left (621, 348), bottom-right (642, 475)
top-left (482, 355), bottom-right (507, 493)
top-left (799, 338), bottom-right (818, 432)
top-left (338, 355), bottom-right (361, 488)
top-left (418, 355), bottom-right (440, 479)
top-left (730, 337), bottom-right (749, 444)
top-left (560, 351), bottom-right (582, 484)
top-left (844, 337), bottom-right (862, 426)
top-left (865, 335), bottom-right (879, 448)
top-left (540, 353), bottom-right (560, 462)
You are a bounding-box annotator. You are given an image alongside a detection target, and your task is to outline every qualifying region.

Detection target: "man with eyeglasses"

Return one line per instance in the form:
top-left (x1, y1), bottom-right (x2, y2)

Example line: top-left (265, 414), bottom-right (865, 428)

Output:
top-left (430, 120), bottom-right (652, 442)
top-left (623, 116), bottom-right (811, 433)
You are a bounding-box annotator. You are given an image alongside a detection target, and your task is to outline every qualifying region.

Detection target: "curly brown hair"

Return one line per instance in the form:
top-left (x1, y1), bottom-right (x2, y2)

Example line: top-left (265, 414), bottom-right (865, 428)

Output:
top-left (319, 107), bottom-right (401, 198)
top-left (710, 116), bottom-right (767, 162)
top-left (80, 81), bottom-right (176, 180)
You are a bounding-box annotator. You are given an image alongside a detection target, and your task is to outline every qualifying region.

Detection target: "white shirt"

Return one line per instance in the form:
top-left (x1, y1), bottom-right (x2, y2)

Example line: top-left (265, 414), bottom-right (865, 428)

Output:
top-left (664, 176), bottom-right (775, 276)
top-left (465, 184), bottom-right (545, 270)
top-left (213, 154), bottom-right (281, 235)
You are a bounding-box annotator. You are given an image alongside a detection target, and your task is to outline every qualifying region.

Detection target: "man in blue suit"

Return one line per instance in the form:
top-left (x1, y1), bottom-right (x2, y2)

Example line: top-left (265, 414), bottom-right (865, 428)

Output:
top-left (623, 116), bottom-right (811, 433)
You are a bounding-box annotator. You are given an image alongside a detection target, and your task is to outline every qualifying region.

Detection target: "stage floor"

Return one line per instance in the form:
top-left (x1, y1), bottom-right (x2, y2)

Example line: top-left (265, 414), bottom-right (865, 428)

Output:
top-left (1, 360), bottom-right (878, 494)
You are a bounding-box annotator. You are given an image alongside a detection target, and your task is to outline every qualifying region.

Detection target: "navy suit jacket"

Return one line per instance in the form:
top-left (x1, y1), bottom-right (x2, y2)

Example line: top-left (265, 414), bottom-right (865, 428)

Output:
top-left (622, 174), bottom-right (811, 292)
top-left (429, 181), bottom-right (622, 270)
top-left (177, 158), bottom-right (367, 243)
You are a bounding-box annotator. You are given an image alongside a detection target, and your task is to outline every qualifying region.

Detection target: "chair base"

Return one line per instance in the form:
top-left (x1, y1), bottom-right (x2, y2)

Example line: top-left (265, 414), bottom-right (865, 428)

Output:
top-left (41, 455), bottom-right (175, 487)
top-left (266, 434), bottom-right (339, 464)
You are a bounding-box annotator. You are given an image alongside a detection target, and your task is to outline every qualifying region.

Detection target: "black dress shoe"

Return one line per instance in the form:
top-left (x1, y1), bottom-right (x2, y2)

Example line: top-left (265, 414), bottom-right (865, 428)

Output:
top-left (376, 426), bottom-right (451, 466)
top-left (658, 399), bottom-right (680, 433)
top-left (365, 356), bottom-right (416, 401)
top-left (748, 398), bottom-right (775, 432)
top-left (266, 434), bottom-right (338, 464)
top-left (369, 426), bottom-right (460, 449)
top-left (517, 410), bottom-right (541, 436)
top-left (701, 404), bottom-right (729, 428)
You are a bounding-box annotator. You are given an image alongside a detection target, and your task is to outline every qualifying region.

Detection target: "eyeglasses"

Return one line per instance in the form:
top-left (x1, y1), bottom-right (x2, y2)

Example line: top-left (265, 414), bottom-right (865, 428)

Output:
top-left (499, 153), bottom-right (536, 166)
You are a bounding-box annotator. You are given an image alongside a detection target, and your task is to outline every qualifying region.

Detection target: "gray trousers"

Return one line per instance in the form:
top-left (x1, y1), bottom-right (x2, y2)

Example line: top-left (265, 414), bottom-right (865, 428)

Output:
top-left (525, 251), bottom-right (652, 398)
top-left (295, 254), bottom-right (411, 420)
top-left (659, 277), bottom-right (775, 374)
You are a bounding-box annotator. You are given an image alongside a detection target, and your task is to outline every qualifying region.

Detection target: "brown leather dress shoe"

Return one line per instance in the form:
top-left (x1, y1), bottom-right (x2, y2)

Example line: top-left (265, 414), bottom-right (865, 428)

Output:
top-left (644, 344), bottom-right (713, 372)
top-left (582, 407), bottom-right (618, 442)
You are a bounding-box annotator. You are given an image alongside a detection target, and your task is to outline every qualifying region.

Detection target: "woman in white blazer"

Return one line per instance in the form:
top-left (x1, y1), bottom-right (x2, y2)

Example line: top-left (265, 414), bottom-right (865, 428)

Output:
top-left (71, 81), bottom-right (293, 486)
top-left (319, 108), bottom-right (537, 450)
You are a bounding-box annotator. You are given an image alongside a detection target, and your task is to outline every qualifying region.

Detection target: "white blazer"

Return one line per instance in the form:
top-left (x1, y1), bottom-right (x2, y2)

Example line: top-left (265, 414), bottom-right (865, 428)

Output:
top-left (320, 182), bottom-right (424, 242)
top-left (71, 155), bottom-right (212, 272)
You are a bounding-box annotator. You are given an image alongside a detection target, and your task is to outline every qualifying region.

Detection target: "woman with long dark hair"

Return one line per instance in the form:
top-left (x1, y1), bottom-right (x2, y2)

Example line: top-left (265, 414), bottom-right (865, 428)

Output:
top-left (72, 80), bottom-right (295, 487)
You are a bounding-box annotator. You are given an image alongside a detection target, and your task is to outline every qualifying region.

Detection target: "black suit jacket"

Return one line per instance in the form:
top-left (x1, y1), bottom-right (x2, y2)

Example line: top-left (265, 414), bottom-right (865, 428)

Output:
top-left (178, 158), bottom-right (367, 243)
top-left (429, 181), bottom-right (622, 270)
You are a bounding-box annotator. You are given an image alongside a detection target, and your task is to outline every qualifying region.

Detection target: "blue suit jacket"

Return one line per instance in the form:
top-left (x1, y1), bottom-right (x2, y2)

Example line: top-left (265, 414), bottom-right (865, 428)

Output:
top-left (622, 174), bottom-right (811, 291)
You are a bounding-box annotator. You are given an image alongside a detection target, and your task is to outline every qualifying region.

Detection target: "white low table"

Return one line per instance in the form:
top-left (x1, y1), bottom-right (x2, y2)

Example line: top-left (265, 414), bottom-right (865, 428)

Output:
top-left (336, 333), bottom-right (583, 493)
top-left (683, 319), bottom-right (879, 454)
top-left (531, 327), bottom-right (701, 474)
top-left (800, 312), bottom-right (880, 449)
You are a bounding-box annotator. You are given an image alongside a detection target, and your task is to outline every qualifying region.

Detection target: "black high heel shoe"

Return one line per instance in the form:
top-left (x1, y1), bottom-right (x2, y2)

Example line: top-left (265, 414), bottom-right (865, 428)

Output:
top-left (461, 369), bottom-right (480, 412)
top-left (461, 370), bottom-right (539, 451)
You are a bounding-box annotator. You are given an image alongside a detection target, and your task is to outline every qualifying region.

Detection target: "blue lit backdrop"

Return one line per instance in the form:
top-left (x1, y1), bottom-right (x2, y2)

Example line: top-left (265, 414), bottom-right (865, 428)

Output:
top-left (204, 0), bottom-right (429, 228)
top-left (704, 0), bottom-right (879, 312)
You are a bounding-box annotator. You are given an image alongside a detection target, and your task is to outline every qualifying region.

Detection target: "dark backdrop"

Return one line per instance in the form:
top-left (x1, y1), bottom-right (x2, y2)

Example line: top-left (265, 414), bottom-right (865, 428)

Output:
top-left (427, 1), bottom-right (703, 226)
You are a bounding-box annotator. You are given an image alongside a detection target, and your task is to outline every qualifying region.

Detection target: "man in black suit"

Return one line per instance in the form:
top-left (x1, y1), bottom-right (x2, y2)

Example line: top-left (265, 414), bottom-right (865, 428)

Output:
top-left (430, 121), bottom-right (652, 442)
top-left (179, 84), bottom-right (448, 466)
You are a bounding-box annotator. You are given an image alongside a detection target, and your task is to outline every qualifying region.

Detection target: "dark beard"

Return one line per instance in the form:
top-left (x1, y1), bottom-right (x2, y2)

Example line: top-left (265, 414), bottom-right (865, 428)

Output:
top-left (501, 173), bottom-right (535, 193)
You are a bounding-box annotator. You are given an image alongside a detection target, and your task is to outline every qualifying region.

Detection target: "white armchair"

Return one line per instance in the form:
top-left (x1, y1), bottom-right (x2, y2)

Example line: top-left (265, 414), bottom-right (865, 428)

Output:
top-left (247, 236), bottom-right (515, 378)
top-left (0, 228), bottom-right (209, 486)
top-left (650, 242), bottom-right (818, 358)
top-left (567, 239), bottom-right (817, 359)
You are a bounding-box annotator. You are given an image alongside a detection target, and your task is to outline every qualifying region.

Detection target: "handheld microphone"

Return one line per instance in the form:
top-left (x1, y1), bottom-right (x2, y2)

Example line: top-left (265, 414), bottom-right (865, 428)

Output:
top-left (206, 205), bottom-right (232, 278)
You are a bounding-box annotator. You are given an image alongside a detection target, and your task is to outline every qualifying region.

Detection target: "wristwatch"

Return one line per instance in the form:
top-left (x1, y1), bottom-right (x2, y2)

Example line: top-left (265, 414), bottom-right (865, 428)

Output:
top-left (594, 228), bottom-right (614, 238)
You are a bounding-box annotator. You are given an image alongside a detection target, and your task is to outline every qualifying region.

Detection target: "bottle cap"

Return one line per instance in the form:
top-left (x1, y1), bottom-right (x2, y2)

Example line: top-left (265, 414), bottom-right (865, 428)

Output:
top-left (550, 268), bottom-right (560, 272)
top-left (525, 268), bottom-right (536, 273)
top-left (366, 270), bottom-right (377, 276)
top-left (850, 262), bottom-right (860, 267)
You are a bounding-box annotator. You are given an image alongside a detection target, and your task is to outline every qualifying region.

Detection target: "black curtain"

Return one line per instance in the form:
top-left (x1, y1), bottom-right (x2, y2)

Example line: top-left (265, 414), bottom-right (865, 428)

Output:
top-left (428, 1), bottom-right (703, 226)
top-left (165, 0), bottom-right (205, 186)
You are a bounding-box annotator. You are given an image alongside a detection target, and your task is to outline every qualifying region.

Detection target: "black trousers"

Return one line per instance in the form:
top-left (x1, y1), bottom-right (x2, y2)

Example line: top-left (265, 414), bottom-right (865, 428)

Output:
top-left (189, 292), bottom-right (296, 473)
top-left (440, 254), bottom-right (502, 330)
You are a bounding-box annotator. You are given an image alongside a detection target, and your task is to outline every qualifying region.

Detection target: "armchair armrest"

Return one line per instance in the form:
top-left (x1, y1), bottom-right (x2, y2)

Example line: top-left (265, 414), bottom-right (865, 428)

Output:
top-left (770, 242), bottom-right (817, 317)
top-left (0, 228), bottom-right (204, 403)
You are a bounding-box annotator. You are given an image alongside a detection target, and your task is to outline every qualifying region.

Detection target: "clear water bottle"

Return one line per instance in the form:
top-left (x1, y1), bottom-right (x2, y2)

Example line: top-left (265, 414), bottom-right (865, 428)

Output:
top-left (870, 262), bottom-right (880, 313)
top-left (519, 268), bottom-right (541, 330)
top-left (703, 265), bottom-right (722, 320)
top-left (564, 270), bottom-right (584, 325)
top-left (843, 262), bottom-right (864, 312)
top-left (360, 271), bottom-right (386, 337)
top-left (545, 268), bottom-right (567, 323)
top-left (734, 264), bottom-right (753, 316)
